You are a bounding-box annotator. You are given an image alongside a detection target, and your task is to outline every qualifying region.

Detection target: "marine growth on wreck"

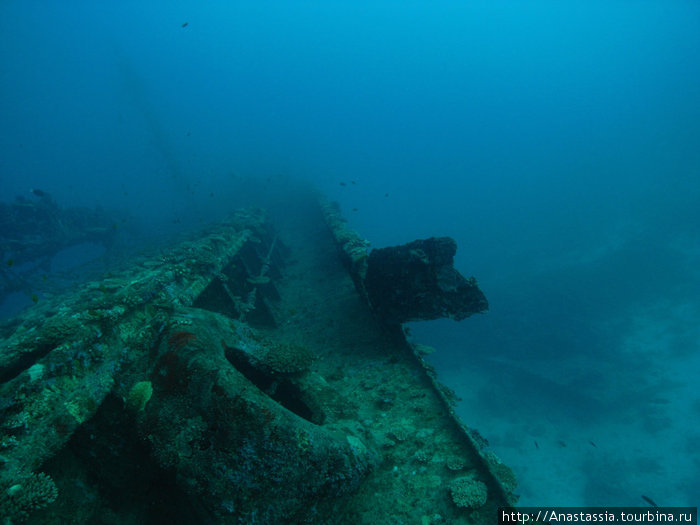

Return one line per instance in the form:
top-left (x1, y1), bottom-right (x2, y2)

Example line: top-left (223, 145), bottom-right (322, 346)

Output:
top-left (0, 187), bottom-right (517, 524)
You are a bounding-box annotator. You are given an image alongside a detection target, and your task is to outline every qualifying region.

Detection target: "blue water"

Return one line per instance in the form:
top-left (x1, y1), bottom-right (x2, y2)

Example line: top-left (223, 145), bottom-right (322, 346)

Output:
top-left (2, 0), bottom-right (699, 507)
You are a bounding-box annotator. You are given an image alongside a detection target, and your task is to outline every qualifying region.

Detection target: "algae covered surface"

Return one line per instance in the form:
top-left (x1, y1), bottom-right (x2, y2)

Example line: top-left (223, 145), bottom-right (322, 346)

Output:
top-left (0, 189), bottom-right (515, 524)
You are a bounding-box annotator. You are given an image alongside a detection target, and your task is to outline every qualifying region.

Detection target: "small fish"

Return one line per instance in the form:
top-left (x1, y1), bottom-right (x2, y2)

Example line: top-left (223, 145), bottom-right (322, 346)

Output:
top-left (339, 182), bottom-right (346, 186)
top-left (641, 495), bottom-right (658, 507)
top-left (351, 181), bottom-right (356, 184)
top-left (181, 22), bottom-right (189, 28)
top-left (384, 193), bottom-right (389, 197)
top-left (30, 293), bottom-right (39, 304)
top-left (352, 208), bottom-right (358, 212)
top-left (589, 441), bottom-right (597, 448)
top-left (6, 259), bottom-right (13, 267)
top-left (30, 188), bottom-right (46, 197)
top-left (534, 440), bottom-right (539, 449)
top-left (557, 440), bottom-right (567, 448)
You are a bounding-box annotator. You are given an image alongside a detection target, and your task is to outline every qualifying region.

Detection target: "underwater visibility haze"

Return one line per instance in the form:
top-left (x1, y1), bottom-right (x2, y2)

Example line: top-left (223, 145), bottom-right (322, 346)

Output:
top-left (1, 0), bottom-right (699, 517)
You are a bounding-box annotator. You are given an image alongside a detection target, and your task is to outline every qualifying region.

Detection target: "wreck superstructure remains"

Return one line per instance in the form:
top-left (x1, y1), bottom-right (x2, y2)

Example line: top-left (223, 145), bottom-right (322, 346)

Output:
top-left (0, 192), bottom-right (121, 305)
top-left (0, 184), bottom-right (517, 524)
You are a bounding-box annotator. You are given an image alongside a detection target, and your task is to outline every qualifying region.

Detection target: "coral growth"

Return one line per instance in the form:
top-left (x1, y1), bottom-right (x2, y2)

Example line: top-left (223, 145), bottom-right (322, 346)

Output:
top-left (444, 455), bottom-right (467, 471)
top-left (263, 341), bottom-right (313, 374)
top-left (449, 474), bottom-right (488, 509)
top-left (484, 451), bottom-right (518, 494)
top-left (0, 472), bottom-right (58, 522)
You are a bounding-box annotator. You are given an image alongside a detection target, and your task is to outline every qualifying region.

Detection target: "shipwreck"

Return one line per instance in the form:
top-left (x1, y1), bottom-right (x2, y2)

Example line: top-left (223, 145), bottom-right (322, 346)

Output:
top-left (0, 183), bottom-right (517, 524)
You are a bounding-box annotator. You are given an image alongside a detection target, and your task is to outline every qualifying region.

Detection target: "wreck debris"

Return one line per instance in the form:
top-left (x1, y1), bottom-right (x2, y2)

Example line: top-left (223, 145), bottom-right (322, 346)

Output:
top-left (320, 197), bottom-right (488, 324)
top-left (364, 237), bottom-right (489, 324)
top-left (0, 187), bottom-right (516, 523)
top-left (0, 191), bottom-right (122, 303)
top-left (143, 308), bottom-right (376, 523)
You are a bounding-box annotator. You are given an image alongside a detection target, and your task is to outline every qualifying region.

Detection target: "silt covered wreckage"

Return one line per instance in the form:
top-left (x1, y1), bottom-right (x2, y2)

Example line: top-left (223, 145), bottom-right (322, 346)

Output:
top-left (0, 184), bottom-right (517, 524)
